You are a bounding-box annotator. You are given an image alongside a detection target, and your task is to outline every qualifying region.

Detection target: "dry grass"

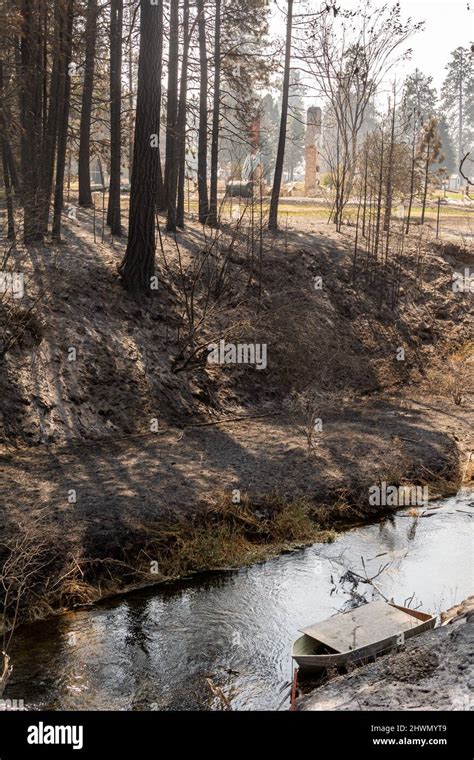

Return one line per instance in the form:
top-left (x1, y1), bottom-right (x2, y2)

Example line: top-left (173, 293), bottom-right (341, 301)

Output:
top-left (140, 493), bottom-right (336, 580)
top-left (0, 493), bottom-right (336, 629)
top-left (425, 345), bottom-right (474, 406)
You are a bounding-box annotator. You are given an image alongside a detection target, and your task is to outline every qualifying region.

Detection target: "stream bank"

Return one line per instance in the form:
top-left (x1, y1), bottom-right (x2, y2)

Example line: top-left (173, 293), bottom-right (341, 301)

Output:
top-left (1, 216), bottom-right (472, 626)
top-left (2, 491), bottom-right (472, 710)
top-left (0, 393), bottom-right (470, 626)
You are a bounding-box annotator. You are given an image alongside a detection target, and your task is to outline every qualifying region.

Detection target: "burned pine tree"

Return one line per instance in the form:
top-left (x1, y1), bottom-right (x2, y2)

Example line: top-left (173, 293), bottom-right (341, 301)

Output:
top-left (418, 117), bottom-right (443, 225)
top-left (196, 0), bottom-right (209, 224)
top-left (208, 0), bottom-right (221, 228)
top-left (149, 0), bottom-right (165, 211)
top-left (38, 0), bottom-right (62, 236)
top-left (51, 0), bottom-right (74, 241)
top-left (118, 0), bottom-right (161, 293)
top-left (0, 60), bottom-right (15, 239)
top-left (107, 0), bottom-right (123, 235)
top-left (19, 0), bottom-right (45, 243)
top-left (78, 0), bottom-right (99, 208)
top-left (268, 0), bottom-right (293, 231)
top-left (176, 0), bottom-right (190, 229)
top-left (165, 0), bottom-right (180, 232)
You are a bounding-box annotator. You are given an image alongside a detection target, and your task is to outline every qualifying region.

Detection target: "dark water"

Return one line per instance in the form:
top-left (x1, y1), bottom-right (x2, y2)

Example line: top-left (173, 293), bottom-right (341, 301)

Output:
top-left (4, 490), bottom-right (473, 711)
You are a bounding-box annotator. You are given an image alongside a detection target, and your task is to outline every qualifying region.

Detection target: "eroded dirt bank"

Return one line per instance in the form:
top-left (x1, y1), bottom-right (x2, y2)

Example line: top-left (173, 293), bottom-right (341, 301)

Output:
top-left (0, 393), bottom-right (471, 625)
top-left (0, 215), bottom-right (472, 623)
top-left (297, 597), bottom-right (474, 711)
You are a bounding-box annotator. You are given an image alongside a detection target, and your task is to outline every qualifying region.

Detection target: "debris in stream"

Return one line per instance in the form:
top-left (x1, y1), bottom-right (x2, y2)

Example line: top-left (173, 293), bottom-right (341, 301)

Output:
top-left (337, 555), bottom-right (392, 609)
top-left (205, 678), bottom-right (232, 711)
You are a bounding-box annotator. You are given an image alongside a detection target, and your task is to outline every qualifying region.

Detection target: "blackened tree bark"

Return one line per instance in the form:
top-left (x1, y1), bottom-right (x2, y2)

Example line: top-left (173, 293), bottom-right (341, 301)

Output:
top-left (0, 60), bottom-right (15, 239)
top-left (20, 0), bottom-right (45, 243)
top-left (405, 109), bottom-right (417, 234)
top-left (41, 4), bottom-right (48, 141)
top-left (373, 130), bottom-right (384, 259)
top-left (4, 141), bottom-right (20, 199)
top-left (383, 93), bottom-right (396, 235)
top-left (52, 0), bottom-right (74, 241)
top-left (39, 0), bottom-right (61, 235)
top-left (196, 0), bottom-right (209, 224)
top-left (107, 0), bottom-right (123, 235)
top-left (268, 0), bottom-right (293, 231)
top-left (127, 0), bottom-right (133, 179)
top-left (78, 0), bottom-right (98, 207)
top-left (118, 0), bottom-right (161, 293)
top-left (155, 0), bottom-right (165, 210)
top-left (1, 143), bottom-right (15, 239)
top-left (208, 0), bottom-right (221, 227)
top-left (0, 46), bottom-right (21, 201)
top-left (4, 39), bottom-right (21, 207)
top-left (165, 0), bottom-right (179, 231)
top-left (176, 0), bottom-right (190, 229)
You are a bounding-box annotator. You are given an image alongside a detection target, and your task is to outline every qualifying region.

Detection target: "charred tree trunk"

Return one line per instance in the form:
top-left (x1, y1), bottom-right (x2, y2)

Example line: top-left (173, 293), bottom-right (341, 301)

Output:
top-left (165, 0), bottom-right (179, 231)
top-left (361, 140), bottom-right (369, 238)
top-left (127, 1), bottom-right (133, 179)
top-left (51, 0), bottom-right (74, 241)
top-left (118, 0), bottom-right (161, 294)
top-left (20, 0), bottom-right (45, 243)
top-left (383, 95), bottom-right (396, 236)
top-left (373, 130), bottom-right (384, 260)
top-left (176, 0), bottom-right (190, 229)
top-left (405, 111), bottom-right (417, 234)
top-left (78, 0), bottom-right (98, 207)
top-left (41, 5), bottom-right (48, 141)
top-left (268, 0), bottom-right (293, 231)
top-left (1, 143), bottom-right (15, 240)
top-left (6, 43), bottom-right (22, 204)
top-left (4, 141), bottom-right (20, 199)
top-left (107, 0), bottom-right (123, 235)
top-left (154, 0), bottom-right (165, 210)
top-left (196, 0), bottom-right (209, 224)
top-left (458, 49), bottom-right (464, 178)
top-left (39, 0), bottom-right (62, 234)
top-left (0, 60), bottom-right (15, 239)
top-left (420, 140), bottom-right (431, 226)
top-left (208, 0), bottom-right (221, 227)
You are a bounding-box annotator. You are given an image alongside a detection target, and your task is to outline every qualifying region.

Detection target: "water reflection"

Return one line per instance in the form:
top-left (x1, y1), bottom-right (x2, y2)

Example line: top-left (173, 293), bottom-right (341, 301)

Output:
top-left (5, 491), bottom-right (473, 711)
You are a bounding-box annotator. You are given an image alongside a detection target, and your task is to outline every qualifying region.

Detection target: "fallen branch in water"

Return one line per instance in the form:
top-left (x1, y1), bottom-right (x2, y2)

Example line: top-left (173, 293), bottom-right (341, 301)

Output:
top-left (205, 678), bottom-right (232, 711)
top-left (361, 556), bottom-right (391, 583)
top-left (337, 554), bottom-right (394, 609)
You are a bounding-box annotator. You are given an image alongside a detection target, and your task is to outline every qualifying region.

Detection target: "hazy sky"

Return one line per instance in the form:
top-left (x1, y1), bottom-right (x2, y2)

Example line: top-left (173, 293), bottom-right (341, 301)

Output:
top-left (380, 0), bottom-right (472, 89)
top-left (271, 0), bottom-right (472, 94)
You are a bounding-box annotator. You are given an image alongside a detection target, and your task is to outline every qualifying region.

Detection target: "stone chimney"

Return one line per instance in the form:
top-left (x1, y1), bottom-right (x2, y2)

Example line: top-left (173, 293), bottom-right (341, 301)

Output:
top-left (305, 106), bottom-right (322, 196)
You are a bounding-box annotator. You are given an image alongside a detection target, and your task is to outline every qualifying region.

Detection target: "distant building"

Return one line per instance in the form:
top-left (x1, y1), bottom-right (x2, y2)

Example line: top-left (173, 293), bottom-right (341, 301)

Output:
top-left (447, 174), bottom-right (461, 192)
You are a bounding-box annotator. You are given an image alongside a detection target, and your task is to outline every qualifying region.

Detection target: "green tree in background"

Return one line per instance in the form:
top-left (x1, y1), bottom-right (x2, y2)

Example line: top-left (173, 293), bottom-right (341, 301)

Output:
top-left (400, 69), bottom-right (437, 132)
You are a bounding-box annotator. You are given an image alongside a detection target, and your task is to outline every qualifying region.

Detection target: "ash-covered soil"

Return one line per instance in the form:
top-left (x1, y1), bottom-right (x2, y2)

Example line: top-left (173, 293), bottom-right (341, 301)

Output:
top-left (0, 209), bottom-right (472, 619)
top-left (1, 211), bottom-right (472, 446)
